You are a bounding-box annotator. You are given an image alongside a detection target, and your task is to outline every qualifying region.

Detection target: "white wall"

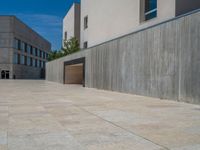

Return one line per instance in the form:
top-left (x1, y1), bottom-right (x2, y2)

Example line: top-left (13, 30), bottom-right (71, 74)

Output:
top-left (80, 0), bottom-right (176, 48)
top-left (63, 4), bottom-right (75, 43)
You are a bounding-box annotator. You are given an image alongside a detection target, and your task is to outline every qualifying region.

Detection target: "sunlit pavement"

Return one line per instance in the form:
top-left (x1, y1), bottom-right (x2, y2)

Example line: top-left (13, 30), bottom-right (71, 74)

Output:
top-left (0, 80), bottom-right (200, 150)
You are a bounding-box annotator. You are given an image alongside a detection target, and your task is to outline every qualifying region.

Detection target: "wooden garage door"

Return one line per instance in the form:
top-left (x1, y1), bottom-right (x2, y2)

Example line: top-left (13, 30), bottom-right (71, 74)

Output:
top-left (64, 64), bottom-right (83, 84)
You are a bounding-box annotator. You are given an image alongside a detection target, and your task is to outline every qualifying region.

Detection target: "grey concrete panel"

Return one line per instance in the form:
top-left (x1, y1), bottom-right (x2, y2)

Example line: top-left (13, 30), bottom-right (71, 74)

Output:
top-left (0, 16), bottom-right (51, 79)
top-left (46, 10), bottom-right (200, 104)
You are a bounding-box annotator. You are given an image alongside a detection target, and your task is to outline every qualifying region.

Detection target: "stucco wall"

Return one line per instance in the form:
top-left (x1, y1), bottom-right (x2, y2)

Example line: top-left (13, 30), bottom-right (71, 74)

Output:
top-left (47, 10), bottom-right (200, 104)
top-left (63, 4), bottom-right (75, 42)
top-left (80, 0), bottom-right (176, 48)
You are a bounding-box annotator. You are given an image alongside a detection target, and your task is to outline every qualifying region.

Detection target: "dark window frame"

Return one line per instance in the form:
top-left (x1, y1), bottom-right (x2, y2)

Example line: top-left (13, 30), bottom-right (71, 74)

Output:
top-left (84, 16), bottom-right (88, 29)
top-left (144, 0), bottom-right (157, 21)
top-left (83, 41), bottom-right (88, 49)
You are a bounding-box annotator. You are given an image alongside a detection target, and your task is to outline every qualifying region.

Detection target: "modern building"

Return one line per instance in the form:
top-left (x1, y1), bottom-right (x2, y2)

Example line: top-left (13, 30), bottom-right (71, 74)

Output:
top-left (47, 1), bottom-right (200, 104)
top-left (0, 16), bottom-right (51, 79)
top-left (80, 0), bottom-right (200, 48)
top-left (63, 3), bottom-right (80, 46)
top-left (48, 9), bottom-right (200, 104)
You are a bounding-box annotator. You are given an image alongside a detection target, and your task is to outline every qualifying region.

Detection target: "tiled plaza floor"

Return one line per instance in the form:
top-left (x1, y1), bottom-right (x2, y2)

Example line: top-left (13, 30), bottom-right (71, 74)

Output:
top-left (0, 80), bottom-right (200, 150)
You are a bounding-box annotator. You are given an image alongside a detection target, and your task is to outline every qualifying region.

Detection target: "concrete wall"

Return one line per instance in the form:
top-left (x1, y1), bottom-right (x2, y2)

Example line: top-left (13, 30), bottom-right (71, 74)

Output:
top-left (46, 10), bottom-right (200, 104)
top-left (13, 64), bottom-right (42, 79)
top-left (80, 0), bottom-right (176, 48)
top-left (0, 17), bottom-right (14, 64)
top-left (0, 16), bottom-right (51, 79)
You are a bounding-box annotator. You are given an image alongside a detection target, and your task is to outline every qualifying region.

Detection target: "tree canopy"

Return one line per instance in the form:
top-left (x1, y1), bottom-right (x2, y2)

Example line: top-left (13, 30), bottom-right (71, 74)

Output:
top-left (48, 37), bottom-right (80, 61)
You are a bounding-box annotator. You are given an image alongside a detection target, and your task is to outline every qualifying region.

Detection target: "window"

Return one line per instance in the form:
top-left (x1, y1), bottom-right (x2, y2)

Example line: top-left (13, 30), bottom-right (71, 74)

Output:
top-left (39, 50), bottom-right (42, 58)
top-left (35, 59), bottom-right (37, 67)
top-left (20, 55), bottom-right (25, 65)
top-left (17, 54), bottom-right (20, 64)
top-left (33, 59), bottom-right (36, 67)
top-left (13, 53), bottom-right (18, 64)
top-left (46, 53), bottom-right (49, 60)
top-left (84, 16), bottom-right (88, 29)
top-left (27, 45), bottom-right (31, 54)
top-left (35, 48), bottom-right (38, 56)
top-left (144, 0), bottom-right (157, 21)
top-left (39, 60), bottom-right (42, 68)
top-left (24, 56), bottom-right (27, 65)
top-left (42, 61), bottom-right (45, 68)
top-left (14, 39), bottom-right (21, 50)
top-left (27, 57), bottom-right (31, 66)
top-left (83, 41), bottom-right (88, 49)
top-left (24, 43), bottom-right (27, 53)
top-left (21, 42), bottom-right (25, 52)
top-left (33, 47), bottom-right (36, 56)
top-left (64, 32), bottom-right (67, 40)
top-left (42, 52), bottom-right (45, 59)
top-left (41, 61), bottom-right (44, 68)
top-left (30, 57), bottom-right (33, 66)
top-left (37, 60), bottom-right (40, 67)
top-left (30, 46), bottom-right (33, 55)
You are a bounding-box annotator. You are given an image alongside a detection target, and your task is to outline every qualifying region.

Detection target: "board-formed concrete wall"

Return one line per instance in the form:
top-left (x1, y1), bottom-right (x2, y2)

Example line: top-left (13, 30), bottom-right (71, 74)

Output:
top-left (46, 10), bottom-right (200, 104)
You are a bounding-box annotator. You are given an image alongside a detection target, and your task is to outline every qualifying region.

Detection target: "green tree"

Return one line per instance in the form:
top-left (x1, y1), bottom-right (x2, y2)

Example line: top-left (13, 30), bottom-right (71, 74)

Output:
top-left (47, 37), bottom-right (80, 61)
top-left (62, 37), bottom-right (80, 55)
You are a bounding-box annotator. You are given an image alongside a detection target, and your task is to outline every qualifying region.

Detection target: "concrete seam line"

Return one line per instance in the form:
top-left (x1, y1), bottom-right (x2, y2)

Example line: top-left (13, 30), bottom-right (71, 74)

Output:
top-left (76, 105), bottom-right (170, 150)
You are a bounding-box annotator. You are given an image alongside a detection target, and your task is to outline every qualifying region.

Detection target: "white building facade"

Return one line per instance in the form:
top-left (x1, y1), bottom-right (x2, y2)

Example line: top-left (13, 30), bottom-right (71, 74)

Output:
top-left (63, 3), bottom-right (80, 45)
top-left (64, 0), bottom-right (200, 49)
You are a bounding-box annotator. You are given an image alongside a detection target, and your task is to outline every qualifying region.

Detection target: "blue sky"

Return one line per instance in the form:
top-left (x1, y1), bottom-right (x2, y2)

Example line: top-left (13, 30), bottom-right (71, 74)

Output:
top-left (0, 0), bottom-right (80, 50)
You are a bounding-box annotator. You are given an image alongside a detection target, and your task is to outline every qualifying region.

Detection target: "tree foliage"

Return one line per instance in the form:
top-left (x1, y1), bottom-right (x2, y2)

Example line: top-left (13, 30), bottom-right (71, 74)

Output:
top-left (48, 37), bottom-right (80, 61)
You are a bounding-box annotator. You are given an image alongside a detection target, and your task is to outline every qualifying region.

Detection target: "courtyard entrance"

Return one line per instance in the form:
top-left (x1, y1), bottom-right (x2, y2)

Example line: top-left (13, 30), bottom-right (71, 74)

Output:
top-left (1, 70), bottom-right (10, 79)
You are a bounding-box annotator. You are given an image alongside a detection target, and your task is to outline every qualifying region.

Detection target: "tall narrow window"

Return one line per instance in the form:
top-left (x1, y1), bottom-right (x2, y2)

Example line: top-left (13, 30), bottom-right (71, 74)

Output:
top-left (24, 56), bottom-right (27, 65)
top-left (27, 57), bottom-right (31, 66)
top-left (27, 45), bottom-right (31, 54)
top-left (24, 43), bottom-right (27, 53)
top-left (30, 57), bottom-right (33, 66)
top-left (13, 53), bottom-right (18, 64)
top-left (84, 16), bottom-right (88, 29)
top-left (30, 46), bottom-right (33, 55)
top-left (64, 32), bottom-right (67, 40)
top-left (35, 48), bottom-right (38, 56)
top-left (17, 54), bottom-right (20, 64)
top-left (83, 41), bottom-right (88, 49)
top-left (20, 55), bottom-right (25, 65)
top-left (21, 42), bottom-right (25, 52)
top-left (145, 0), bottom-right (157, 21)
top-left (15, 39), bottom-right (21, 50)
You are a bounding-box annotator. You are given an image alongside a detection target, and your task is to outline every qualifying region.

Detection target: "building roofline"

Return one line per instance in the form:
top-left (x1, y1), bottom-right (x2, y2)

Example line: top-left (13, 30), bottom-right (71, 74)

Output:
top-left (14, 16), bottom-right (51, 46)
top-left (0, 15), bottom-right (51, 47)
top-left (63, 2), bottom-right (80, 18)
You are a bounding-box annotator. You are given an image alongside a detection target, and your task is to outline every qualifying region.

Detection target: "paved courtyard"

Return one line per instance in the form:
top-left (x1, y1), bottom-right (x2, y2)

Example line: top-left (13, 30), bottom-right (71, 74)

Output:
top-left (0, 80), bottom-right (200, 150)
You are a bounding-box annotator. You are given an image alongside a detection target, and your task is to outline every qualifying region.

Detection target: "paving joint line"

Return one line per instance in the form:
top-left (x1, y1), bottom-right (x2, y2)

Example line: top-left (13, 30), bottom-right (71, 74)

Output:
top-left (75, 104), bottom-right (170, 150)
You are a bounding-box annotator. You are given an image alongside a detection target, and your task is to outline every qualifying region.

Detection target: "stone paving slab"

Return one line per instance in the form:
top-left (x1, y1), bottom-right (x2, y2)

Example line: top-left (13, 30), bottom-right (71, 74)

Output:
top-left (0, 80), bottom-right (200, 150)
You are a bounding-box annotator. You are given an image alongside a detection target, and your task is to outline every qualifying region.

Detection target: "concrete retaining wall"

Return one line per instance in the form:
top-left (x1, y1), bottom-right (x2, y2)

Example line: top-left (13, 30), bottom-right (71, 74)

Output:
top-left (46, 10), bottom-right (200, 104)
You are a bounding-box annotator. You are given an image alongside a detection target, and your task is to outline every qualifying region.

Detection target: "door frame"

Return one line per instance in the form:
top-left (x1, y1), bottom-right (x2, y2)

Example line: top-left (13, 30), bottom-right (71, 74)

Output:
top-left (63, 57), bottom-right (85, 87)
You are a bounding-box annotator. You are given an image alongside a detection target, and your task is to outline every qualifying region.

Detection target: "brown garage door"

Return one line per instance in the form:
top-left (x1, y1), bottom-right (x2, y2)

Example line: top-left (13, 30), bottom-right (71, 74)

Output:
top-left (65, 64), bottom-right (83, 84)
top-left (64, 58), bottom-right (85, 86)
